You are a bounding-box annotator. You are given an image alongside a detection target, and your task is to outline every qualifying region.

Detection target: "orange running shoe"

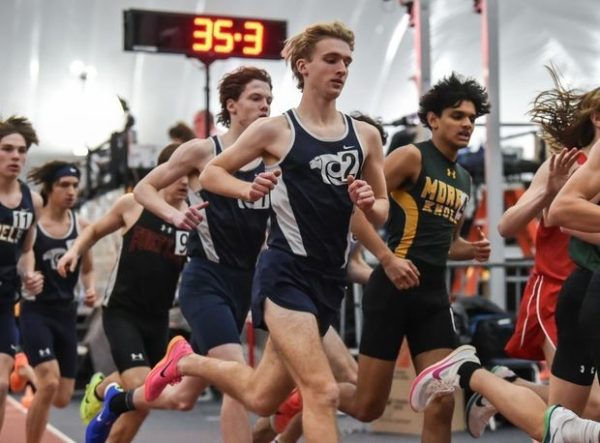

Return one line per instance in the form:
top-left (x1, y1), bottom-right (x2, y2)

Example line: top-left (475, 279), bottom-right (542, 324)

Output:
top-left (10, 352), bottom-right (29, 393)
top-left (21, 385), bottom-right (34, 408)
top-left (271, 389), bottom-right (303, 434)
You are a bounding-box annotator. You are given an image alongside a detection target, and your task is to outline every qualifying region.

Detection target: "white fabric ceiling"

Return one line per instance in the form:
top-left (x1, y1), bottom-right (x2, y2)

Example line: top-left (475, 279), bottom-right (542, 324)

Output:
top-left (1, 0), bottom-right (598, 157)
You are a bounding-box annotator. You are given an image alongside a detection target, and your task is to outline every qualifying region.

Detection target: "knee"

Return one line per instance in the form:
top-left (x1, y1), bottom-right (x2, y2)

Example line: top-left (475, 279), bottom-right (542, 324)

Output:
top-left (53, 396), bottom-right (70, 408)
top-left (173, 398), bottom-right (196, 412)
top-left (38, 378), bottom-right (59, 397)
top-left (584, 396), bottom-right (600, 421)
top-left (424, 393), bottom-right (455, 421)
top-left (249, 396), bottom-right (280, 417)
top-left (166, 391), bottom-right (198, 412)
top-left (335, 366), bottom-right (358, 385)
top-left (352, 400), bottom-right (387, 423)
top-left (303, 381), bottom-right (340, 411)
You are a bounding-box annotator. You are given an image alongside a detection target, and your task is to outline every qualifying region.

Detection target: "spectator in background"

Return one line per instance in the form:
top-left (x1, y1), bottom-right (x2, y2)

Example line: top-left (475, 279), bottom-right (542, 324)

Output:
top-left (168, 122), bottom-right (195, 144)
top-left (193, 109), bottom-right (217, 139)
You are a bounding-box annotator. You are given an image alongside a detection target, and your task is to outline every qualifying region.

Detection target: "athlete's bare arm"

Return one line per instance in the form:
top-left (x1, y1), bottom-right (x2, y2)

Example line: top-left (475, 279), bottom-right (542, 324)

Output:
top-left (134, 139), bottom-right (213, 229)
top-left (351, 121), bottom-right (388, 226)
top-left (78, 217), bottom-right (97, 307)
top-left (199, 116), bottom-right (288, 201)
top-left (560, 227), bottom-right (600, 245)
top-left (57, 194), bottom-right (140, 276)
top-left (549, 140), bottom-right (600, 231)
top-left (19, 191), bottom-right (44, 295)
top-left (498, 147), bottom-right (580, 237)
top-left (350, 144), bottom-right (422, 290)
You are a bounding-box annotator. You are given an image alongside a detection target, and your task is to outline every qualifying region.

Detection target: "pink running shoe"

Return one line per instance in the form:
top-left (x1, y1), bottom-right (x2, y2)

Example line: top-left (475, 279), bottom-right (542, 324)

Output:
top-left (409, 345), bottom-right (480, 412)
top-left (144, 336), bottom-right (193, 402)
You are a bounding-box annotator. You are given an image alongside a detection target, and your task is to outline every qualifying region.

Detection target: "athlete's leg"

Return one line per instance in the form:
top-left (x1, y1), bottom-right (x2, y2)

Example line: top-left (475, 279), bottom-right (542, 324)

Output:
top-left (107, 366), bottom-right (150, 443)
top-left (413, 349), bottom-right (455, 443)
top-left (26, 360), bottom-right (61, 443)
top-left (260, 301), bottom-right (339, 443)
top-left (0, 303), bottom-right (18, 433)
top-left (53, 377), bottom-right (75, 408)
top-left (323, 327), bottom-right (357, 384)
top-left (0, 353), bottom-right (13, 434)
top-left (469, 368), bottom-right (548, 440)
top-left (175, 303), bottom-right (336, 442)
top-left (338, 265), bottom-right (405, 422)
top-left (254, 327), bottom-right (357, 443)
top-left (209, 343), bottom-right (252, 443)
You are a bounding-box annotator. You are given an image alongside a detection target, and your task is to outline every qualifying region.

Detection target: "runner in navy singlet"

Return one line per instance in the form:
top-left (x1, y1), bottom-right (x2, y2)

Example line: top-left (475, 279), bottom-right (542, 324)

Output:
top-left (23, 161), bottom-right (96, 443)
top-left (143, 22), bottom-right (388, 443)
top-left (80, 66), bottom-right (275, 443)
top-left (0, 116), bottom-right (43, 435)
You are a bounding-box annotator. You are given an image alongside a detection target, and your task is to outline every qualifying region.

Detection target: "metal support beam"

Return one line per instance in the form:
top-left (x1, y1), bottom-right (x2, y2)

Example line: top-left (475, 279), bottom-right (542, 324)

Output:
top-left (481, 0), bottom-right (506, 308)
top-left (414, 0), bottom-right (431, 95)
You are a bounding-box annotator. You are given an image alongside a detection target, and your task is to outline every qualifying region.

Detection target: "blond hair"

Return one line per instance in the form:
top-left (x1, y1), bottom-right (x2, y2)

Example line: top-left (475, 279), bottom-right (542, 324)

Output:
top-left (282, 21), bottom-right (354, 91)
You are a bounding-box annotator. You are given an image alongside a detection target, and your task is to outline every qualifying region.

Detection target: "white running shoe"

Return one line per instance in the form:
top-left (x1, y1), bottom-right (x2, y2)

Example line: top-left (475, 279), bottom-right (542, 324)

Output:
top-left (465, 365), bottom-right (516, 438)
top-left (543, 405), bottom-right (600, 443)
top-left (409, 345), bottom-right (480, 412)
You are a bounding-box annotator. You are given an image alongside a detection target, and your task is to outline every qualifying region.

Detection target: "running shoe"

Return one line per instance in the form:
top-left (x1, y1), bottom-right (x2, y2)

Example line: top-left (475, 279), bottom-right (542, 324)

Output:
top-left (85, 383), bottom-right (123, 443)
top-left (409, 344), bottom-right (480, 412)
top-left (465, 365), bottom-right (516, 438)
top-left (144, 335), bottom-right (193, 402)
top-left (271, 389), bottom-right (303, 433)
top-left (10, 352), bottom-right (29, 393)
top-left (80, 372), bottom-right (105, 424)
top-left (543, 404), bottom-right (600, 443)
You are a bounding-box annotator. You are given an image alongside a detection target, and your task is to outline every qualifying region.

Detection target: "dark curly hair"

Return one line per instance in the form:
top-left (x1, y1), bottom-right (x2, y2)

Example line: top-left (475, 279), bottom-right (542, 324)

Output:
top-left (418, 73), bottom-right (491, 129)
top-left (0, 116), bottom-right (39, 149)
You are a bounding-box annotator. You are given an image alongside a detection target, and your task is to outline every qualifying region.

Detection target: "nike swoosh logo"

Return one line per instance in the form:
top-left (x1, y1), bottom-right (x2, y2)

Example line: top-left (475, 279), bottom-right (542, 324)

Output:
top-left (431, 361), bottom-right (457, 379)
top-left (159, 360), bottom-right (172, 378)
top-left (475, 395), bottom-right (486, 407)
top-left (342, 145), bottom-right (355, 150)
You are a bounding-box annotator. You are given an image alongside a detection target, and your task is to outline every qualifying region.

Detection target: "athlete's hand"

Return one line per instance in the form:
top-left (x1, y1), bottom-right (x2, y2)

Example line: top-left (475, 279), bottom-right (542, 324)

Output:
top-left (83, 287), bottom-right (97, 307)
top-left (247, 170), bottom-right (280, 202)
top-left (547, 147), bottom-right (581, 195)
top-left (347, 175), bottom-right (375, 212)
top-left (57, 250), bottom-right (79, 278)
top-left (170, 202), bottom-right (209, 230)
top-left (380, 254), bottom-right (420, 290)
top-left (23, 271), bottom-right (44, 296)
top-left (472, 226), bottom-right (491, 262)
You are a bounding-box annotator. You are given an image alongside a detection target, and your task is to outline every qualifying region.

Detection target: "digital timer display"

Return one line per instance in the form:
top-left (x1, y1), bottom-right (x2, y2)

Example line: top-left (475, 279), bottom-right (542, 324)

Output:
top-left (124, 9), bottom-right (287, 62)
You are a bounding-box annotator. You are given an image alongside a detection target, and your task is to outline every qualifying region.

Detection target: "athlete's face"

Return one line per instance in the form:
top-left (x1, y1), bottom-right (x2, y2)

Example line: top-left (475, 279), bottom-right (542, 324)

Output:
top-left (227, 79), bottom-right (272, 129)
top-left (0, 133), bottom-right (27, 179)
top-left (49, 176), bottom-right (79, 210)
top-left (164, 174), bottom-right (189, 203)
top-left (429, 100), bottom-right (476, 150)
top-left (298, 38), bottom-right (353, 99)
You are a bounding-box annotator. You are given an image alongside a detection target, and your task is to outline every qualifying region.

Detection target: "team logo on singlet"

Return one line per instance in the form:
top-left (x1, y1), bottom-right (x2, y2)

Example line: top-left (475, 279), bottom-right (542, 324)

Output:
top-left (309, 150), bottom-right (360, 186)
top-left (0, 210), bottom-right (33, 244)
top-left (420, 176), bottom-right (469, 224)
top-left (237, 193), bottom-right (270, 210)
top-left (43, 247), bottom-right (67, 270)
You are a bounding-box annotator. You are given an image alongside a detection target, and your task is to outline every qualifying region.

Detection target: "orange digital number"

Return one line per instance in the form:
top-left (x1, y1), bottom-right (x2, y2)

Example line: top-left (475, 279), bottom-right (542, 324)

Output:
top-left (193, 17), bottom-right (213, 52)
top-left (214, 19), bottom-right (234, 53)
top-left (243, 21), bottom-right (264, 55)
